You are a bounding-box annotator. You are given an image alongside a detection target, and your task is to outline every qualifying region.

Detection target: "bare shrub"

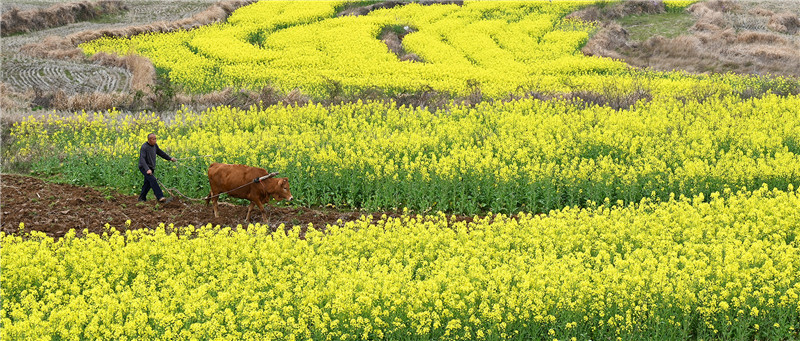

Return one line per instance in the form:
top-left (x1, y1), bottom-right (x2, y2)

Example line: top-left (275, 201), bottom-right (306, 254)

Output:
top-left (559, 85), bottom-right (652, 111)
top-left (30, 88), bottom-right (56, 109)
top-left (195, 88), bottom-right (232, 107)
top-left (1, 1), bottom-right (128, 36)
top-left (455, 81), bottom-right (483, 107)
top-left (767, 12), bottom-right (800, 34)
top-left (256, 86), bottom-right (283, 107)
top-left (283, 89), bottom-right (310, 107)
top-left (393, 86), bottom-right (450, 109)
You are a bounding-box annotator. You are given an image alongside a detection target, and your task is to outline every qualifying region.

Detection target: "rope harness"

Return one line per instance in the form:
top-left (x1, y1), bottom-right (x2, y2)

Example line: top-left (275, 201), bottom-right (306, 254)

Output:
top-left (154, 172), bottom-right (279, 204)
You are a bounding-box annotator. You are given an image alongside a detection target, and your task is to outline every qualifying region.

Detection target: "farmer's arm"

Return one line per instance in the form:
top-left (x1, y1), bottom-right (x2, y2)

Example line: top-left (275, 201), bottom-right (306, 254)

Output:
top-left (156, 146), bottom-right (176, 162)
top-left (138, 145), bottom-right (150, 172)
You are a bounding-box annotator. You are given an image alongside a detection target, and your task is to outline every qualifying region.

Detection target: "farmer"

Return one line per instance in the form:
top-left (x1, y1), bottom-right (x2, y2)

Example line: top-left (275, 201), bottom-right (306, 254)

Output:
top-left (138, 133), bottom-right (176, 202)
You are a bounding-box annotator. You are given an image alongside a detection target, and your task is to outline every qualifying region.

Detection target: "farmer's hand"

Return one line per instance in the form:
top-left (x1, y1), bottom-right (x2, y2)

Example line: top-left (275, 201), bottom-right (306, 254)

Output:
top-left (146, 169), bottom-right (152, 175)
top-left (171, 157), bottom-right (177, 162)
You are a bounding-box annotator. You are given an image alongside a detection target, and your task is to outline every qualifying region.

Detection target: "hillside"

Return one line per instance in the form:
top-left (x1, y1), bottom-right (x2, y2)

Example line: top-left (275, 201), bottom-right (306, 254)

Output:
top-left (2, 0), bottom-right (799, 116)
top-left (2, 2), bottom-right (800, 340)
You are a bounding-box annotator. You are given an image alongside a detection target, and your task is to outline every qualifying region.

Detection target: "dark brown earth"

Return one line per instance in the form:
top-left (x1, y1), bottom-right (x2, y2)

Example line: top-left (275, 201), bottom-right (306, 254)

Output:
top-left (0, 173), bottom-right (416, 239)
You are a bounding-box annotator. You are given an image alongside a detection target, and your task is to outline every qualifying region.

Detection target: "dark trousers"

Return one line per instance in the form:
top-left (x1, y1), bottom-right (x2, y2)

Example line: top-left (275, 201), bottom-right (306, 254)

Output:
top-left (139, 170), bottom-right (164, 201)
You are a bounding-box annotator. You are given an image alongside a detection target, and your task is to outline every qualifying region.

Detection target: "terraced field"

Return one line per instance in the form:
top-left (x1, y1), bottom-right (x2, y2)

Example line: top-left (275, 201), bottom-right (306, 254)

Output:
top-left (2, 1), bottom-right (800, 340)
top-left (0, 1), bottom-right (215, 96)
top-left (2, 58), bottom-right (130, 93)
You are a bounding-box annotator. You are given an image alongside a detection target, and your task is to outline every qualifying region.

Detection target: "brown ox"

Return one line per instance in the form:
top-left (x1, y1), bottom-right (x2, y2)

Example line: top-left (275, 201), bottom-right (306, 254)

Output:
top-left (206, 162), bottom-right (293, 221)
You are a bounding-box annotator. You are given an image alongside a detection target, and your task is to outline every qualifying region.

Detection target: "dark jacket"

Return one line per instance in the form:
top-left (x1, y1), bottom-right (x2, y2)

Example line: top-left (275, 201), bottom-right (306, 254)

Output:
top-left (139, 142), bottom-right (172, 173)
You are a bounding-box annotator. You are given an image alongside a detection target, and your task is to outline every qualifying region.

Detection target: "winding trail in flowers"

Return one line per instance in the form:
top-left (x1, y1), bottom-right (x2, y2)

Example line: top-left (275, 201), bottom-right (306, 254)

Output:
top-left (0, 173), bottom-right (415, 239)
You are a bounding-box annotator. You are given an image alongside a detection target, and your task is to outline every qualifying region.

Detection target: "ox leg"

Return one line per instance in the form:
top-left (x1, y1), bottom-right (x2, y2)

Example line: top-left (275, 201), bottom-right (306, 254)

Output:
top-left (254, 199), bottom-right (269, 223)
top-left (210, 191), bottom-right (219, 218)
top-left (245, 202), bottom-right (255, 221)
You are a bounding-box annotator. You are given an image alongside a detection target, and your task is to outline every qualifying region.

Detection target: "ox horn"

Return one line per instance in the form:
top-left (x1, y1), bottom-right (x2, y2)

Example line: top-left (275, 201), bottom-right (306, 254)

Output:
top-left (255, 172), bottom-right (280, 183)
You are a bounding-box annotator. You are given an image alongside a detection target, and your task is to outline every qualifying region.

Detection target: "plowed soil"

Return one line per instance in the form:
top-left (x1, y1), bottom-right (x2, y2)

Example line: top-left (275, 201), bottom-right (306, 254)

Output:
top-left (0, 173), bottom-right (407, 239)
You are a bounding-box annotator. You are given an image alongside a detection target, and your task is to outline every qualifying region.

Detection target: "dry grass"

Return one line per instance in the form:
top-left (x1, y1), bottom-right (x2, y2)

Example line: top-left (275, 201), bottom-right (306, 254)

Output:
top-left (583, 0), bottom-right (800, 78)
top-left (1, 81), bottom-right (133, 112)
top-left (767, 12), bottom-right (800, 34)
top-left (581, 22), bottom-right (628, 59)
top-left (18, 35), bottom-right (83, 59)
top-left (0, 82), bottom-right (34, 112)
top-left (1, 0), bottom-right (127, 36)
top-left (89, 52), bottom-right (155, 92)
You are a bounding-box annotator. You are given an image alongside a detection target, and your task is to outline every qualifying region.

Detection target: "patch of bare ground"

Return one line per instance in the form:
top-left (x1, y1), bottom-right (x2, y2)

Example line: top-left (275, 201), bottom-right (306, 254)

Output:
top-left (0, 174), bottom-right (481, 240)
top-left (380, 25), bottom-right (422, 62)
top-left (580, 0), bottom-right (800, 78)
top-left (1, 0), bottom-right (128, 36)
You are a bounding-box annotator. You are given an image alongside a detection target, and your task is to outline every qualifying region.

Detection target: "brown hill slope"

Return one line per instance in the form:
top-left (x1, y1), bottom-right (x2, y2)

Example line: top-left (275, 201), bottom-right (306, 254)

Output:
top-left (580, 0), bottom-right (800, 77)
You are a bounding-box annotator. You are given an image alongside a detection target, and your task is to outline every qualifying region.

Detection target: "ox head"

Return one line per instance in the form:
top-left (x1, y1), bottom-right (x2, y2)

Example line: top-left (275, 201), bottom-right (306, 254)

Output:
top-left (270, 177), bottom-right (293, 202)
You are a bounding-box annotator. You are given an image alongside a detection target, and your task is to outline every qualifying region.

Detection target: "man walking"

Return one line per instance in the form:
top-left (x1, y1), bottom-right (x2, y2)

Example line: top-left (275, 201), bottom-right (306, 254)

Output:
top-left (138, 133), bottom-right (176, 202)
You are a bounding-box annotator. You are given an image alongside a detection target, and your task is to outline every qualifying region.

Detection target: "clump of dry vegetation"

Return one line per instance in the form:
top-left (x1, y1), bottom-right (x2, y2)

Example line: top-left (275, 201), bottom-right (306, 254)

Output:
top-left (581, 0), bottom-right (800, 77)
top-left (0, 0), bottom-right (127, 37)
top-left (0, 82), bottom-right (33, 111)
top-left (89, 52), bottom-right (155, 93)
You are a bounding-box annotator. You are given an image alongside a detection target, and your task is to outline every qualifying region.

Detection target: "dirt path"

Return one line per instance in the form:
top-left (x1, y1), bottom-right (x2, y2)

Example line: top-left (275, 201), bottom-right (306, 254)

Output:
top-left (0, 173), bottom-right (403, 239)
